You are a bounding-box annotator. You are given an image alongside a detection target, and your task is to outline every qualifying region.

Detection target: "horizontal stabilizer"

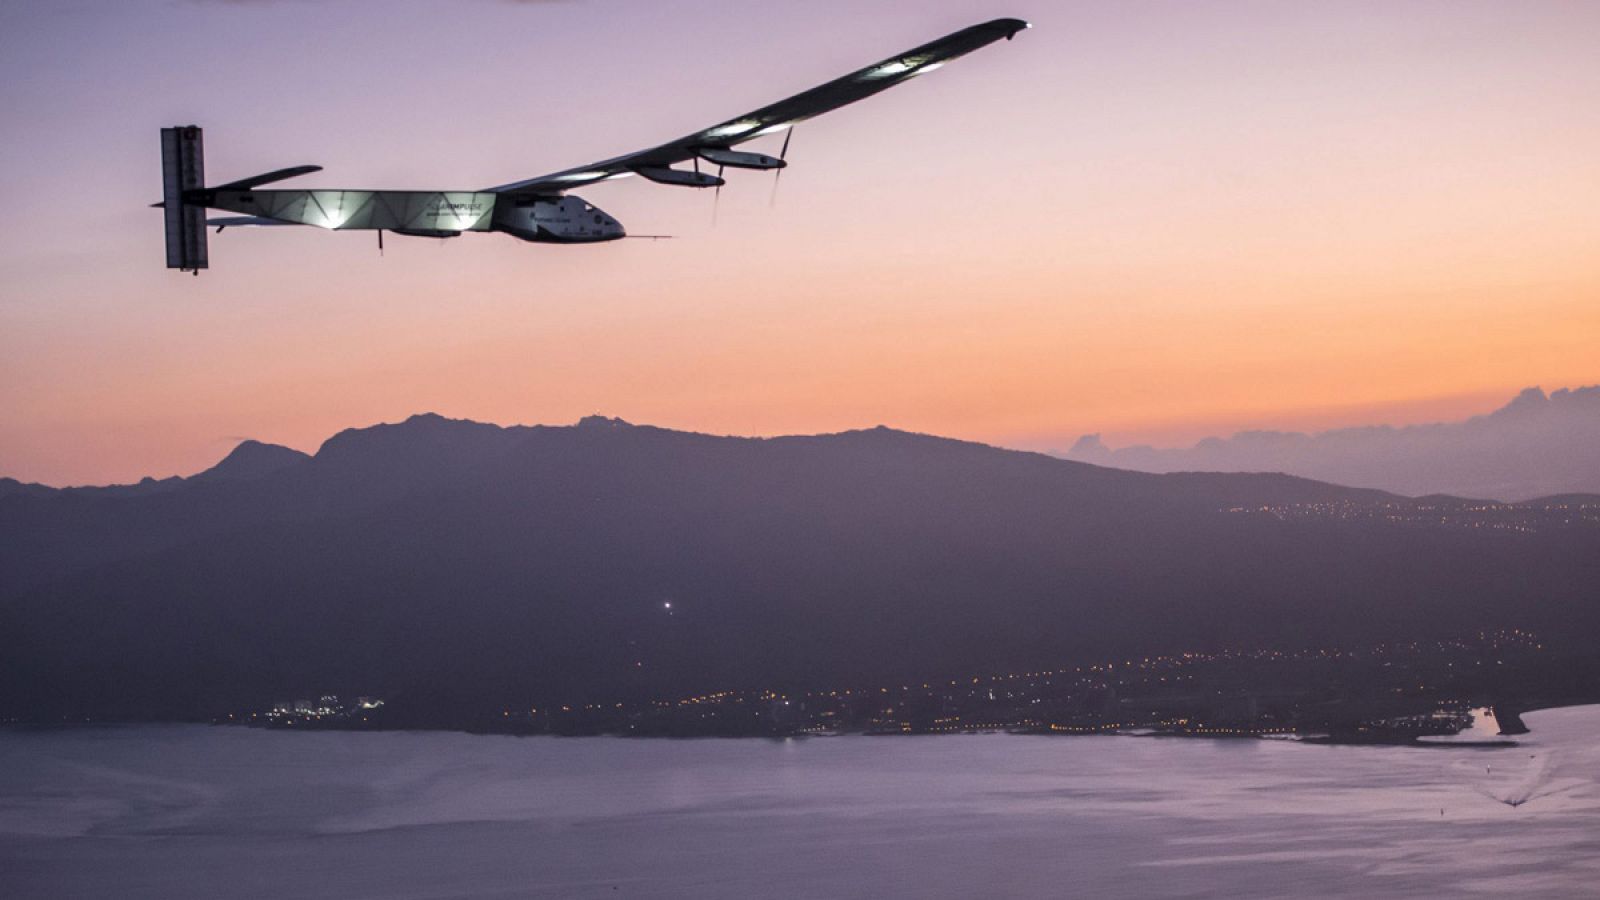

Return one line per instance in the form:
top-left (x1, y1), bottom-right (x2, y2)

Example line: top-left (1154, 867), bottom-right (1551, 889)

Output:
top-left (212, 165), bottom-right (322, 191)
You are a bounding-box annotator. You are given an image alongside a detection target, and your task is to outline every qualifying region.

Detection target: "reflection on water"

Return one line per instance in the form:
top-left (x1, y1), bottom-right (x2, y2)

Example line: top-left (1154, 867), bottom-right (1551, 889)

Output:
top-left (1417, 706), bottom-right (1503, 744)
top-left (1468, 705), bottom-right (1502, 737)
top-left (3, 706), bottom-right (1600, 899)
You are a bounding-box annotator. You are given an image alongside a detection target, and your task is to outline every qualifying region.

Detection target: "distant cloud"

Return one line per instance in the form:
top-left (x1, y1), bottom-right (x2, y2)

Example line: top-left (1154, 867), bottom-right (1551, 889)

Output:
top-left (1062, 386), bottom-right (1600, 502)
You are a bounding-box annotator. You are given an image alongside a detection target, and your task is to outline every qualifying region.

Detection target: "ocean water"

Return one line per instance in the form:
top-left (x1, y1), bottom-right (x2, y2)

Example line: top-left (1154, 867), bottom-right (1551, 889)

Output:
top-left (3, 706), bottom-right (1599, 899)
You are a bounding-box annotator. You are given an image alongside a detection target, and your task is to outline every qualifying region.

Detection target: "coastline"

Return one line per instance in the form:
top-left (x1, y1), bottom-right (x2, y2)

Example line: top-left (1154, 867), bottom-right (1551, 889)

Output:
top-left (9, 704), bottom-right (1578, 749)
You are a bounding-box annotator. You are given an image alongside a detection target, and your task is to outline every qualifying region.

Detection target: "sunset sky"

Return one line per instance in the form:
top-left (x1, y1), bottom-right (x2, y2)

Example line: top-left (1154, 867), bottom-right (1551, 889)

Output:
top-left (2, 0), bottom-right (1597, 486)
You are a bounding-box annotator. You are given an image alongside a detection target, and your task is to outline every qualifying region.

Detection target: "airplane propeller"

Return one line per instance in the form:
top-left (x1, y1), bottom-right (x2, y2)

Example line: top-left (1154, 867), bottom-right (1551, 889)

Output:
top-left (712, 164), bottom-right (725, 226)
top-left (770, 127), bottom-right (793, 209)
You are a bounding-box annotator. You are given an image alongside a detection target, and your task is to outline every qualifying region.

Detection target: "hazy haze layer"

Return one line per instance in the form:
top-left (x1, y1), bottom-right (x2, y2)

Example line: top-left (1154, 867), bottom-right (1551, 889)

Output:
top-left (1066, 385), bottom-right (1600, 501)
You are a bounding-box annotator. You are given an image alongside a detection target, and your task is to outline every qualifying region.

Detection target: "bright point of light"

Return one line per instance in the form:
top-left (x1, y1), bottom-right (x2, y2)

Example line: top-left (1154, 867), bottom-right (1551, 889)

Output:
top-left (603, 171), bottom-right (636, 181)
top-left (663, 601), bottom-right (672, 609)
top-left (555, 171), bottom-right (609, 182)
top-left (908, 62), bottom-right (943, 77)
top-left (705, 120), bottom-right (759, 139)
top-left (864, 60), bottom-right (912, 79)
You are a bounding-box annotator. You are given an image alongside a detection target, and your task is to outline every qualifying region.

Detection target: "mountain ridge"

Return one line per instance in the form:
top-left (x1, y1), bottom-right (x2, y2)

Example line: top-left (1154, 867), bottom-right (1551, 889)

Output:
top-left (1065, 385), bottom-right (1600, 501)
top-left (4, 413), bottom-right (1596, 723)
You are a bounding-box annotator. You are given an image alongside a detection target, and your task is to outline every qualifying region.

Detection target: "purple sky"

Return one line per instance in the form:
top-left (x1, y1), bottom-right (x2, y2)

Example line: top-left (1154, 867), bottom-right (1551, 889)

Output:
top-left (2, 1), bottom-right (1598, 484)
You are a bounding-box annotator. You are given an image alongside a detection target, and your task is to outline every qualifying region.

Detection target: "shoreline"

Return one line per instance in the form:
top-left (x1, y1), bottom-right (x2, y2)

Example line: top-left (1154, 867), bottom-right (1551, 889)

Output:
top-left (8, 705), bottom-right (1586, 748)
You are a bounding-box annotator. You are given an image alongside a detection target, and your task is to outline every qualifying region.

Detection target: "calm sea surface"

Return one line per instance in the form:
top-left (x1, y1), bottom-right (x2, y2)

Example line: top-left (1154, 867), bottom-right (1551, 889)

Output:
top-left (3, 706), bottom-right (1599, 899)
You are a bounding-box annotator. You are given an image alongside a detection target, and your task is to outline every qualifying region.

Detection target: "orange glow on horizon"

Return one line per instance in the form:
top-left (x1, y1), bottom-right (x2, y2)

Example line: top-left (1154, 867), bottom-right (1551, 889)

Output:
top-left (1, 1), bottom-right (1598, 485)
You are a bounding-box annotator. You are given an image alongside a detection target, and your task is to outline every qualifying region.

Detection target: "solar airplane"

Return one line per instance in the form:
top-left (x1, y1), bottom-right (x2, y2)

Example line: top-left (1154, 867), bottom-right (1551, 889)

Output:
top-left (157, 18), bottom-right (1029, 273)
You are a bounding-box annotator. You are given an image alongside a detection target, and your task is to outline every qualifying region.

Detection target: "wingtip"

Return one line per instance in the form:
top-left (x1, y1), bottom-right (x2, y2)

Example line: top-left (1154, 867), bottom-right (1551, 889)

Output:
top-left (985, 17), bottom-right (1030, 39)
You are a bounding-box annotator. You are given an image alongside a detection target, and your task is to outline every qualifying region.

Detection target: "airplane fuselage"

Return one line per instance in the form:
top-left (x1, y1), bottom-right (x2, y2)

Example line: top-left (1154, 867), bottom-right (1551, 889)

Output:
top-left (205, 189), bottom-right (625, 243)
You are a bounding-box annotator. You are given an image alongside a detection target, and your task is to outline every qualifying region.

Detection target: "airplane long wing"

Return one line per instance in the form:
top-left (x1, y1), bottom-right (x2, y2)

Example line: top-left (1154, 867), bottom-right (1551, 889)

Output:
top-left (485, 17), bottom-right (1028, 195)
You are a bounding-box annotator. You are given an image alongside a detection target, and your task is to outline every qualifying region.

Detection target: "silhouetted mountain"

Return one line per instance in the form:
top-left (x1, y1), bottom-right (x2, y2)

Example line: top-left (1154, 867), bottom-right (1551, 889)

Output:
top-left (3, 415), bottom-right (1598, 724)
top-left (1064, 386), bottom-right (1600, 501)
top-left (190, 440), bottom-right (309, 483)
top-left (2, 439), bottom-right (307, 500)
top-left (0, 478), bottom-right (53, 500)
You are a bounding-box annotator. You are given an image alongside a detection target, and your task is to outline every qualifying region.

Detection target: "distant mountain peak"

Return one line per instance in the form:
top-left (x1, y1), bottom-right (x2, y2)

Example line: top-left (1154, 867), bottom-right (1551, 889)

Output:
top-left (192, 439), bottom-right (310, 483)
top-left (313, 414), bottom-right (518, 472)
top-left (1062, 383), bottom-right (1600, 501)
top-left (837, 424), bottom-right (921, 438)
top-left (576, 415), bottom-right (633, 430)
top-left (0, 476), bottom-right (52, 499)
top-left (1551, 385), bottom-right (1600, 405)
top-left (822, 425), bottom-right (932, 445)
top-left (1493, 386), bottom-right (1550, 417)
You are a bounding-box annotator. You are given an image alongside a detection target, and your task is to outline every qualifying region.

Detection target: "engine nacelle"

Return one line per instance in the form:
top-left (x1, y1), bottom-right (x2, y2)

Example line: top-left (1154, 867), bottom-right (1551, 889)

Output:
top-left (391, 228), bottom-right (461, 239)
top-left (631, 166), bottom-right (724, 188)
top-left (695, 148), bottom-right (787, 170)
top-left (491, 194), bottom-right (625, 243)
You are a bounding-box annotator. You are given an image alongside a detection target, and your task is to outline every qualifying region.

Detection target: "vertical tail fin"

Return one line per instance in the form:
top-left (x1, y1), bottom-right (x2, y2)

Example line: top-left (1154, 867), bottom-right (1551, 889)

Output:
top-left (160, 126), bottom-right (207, 272)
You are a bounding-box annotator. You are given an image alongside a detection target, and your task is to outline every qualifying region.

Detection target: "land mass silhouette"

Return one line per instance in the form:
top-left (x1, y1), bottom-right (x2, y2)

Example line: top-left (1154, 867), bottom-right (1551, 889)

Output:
top-left (3, 414), bottom-right (1597, 723)
top-left (1065, 385), bottom-right (1600, 501)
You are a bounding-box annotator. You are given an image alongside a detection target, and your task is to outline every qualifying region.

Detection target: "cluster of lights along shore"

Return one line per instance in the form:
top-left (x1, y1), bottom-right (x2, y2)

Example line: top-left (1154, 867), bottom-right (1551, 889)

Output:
top-left (1228, 498), bottom-right (1600, 534)
top-left (214, 630), bottom-right (1547, 740)
top-left (221, 695), bottom-right (383, 726)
